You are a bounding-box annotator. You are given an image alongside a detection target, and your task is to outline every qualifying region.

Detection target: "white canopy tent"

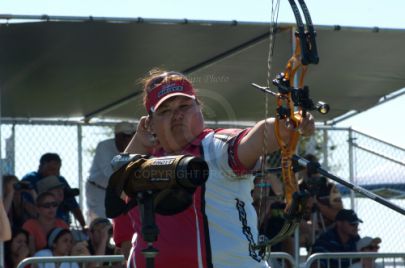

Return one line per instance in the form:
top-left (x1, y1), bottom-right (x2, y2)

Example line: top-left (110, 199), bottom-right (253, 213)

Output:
top-left (1, 15), bottom-right (405, 124)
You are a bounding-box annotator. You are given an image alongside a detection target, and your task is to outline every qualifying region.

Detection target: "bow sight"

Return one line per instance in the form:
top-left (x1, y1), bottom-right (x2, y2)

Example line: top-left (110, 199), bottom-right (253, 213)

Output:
top-left (251, 81), bottom-right (330, 118)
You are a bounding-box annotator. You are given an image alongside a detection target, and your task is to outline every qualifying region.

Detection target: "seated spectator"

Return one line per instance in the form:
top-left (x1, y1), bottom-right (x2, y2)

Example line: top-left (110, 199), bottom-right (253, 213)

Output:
top-left (4, 228), bottom-right (31, 268)
top-left (252, 155), bottom-right (294, 267)
top-left (21, 153), bottom-right (86, 228)
top-left (23, 192), bottom-right (69, 252)
top-left (88, 217), bottom-right (115, 256)
top-left (34, 227), bottom-right (84, 268)
top-left (87, 218), bottom-right (119, 267)
top-left (349, 236), bottom-right (383, 268)
top-left (311, 209), bottom-right (362, 268)
top-left (3, 175), bottom-right (36, 228)
top-left (0, 199), bottom-right (12, 241)
top-left (298, 154), bottom-right (343, 250)
top-left (36, 175), bottom-right (83, 229)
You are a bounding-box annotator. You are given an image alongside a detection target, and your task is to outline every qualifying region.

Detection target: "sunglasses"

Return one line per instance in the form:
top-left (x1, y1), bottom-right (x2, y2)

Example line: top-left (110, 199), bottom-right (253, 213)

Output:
top-left (38, 201), bottom-right (59, 208)
top-left (147, 71), bottom-right (185, 91)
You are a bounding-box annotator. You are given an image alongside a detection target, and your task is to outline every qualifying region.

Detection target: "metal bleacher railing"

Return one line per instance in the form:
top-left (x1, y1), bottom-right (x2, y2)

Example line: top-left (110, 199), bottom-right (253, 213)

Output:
top-left (305, 252), bottom-right (405, 268)
top-left (15, 252), bottom-right (405, 268)
top-left (266, 252), bottom-right (296, 267)
top-left (16, 255), bottom-right (125, 268)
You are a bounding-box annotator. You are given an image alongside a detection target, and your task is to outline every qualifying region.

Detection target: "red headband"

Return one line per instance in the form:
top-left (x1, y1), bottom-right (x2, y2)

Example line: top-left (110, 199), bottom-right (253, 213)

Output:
top-left (145, 79), bottom-right (196, 112)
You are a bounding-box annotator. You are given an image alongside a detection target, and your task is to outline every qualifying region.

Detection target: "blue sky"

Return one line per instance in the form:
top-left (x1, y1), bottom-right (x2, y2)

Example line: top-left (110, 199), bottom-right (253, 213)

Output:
top-left (2, 0), bottom-right (405, 148)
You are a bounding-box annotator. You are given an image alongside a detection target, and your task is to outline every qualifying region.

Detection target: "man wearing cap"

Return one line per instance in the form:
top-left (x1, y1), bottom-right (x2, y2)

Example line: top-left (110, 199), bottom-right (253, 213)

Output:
top-left (85, 121), bottom-right (135, 222)
top-left (21, 153), bottom-right (86, 229)
top-left (110, 69), bottom-right (315, 268)
top-left (312, 209), bottom-right (362, 267)
top-left (298, 154), bottom-right (344, 251)
top-left (349, 236), bottom-right (382, 268)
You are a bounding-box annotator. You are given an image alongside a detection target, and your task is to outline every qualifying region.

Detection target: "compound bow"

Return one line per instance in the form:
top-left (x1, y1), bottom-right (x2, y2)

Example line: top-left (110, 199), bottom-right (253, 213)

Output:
top-left (251, 0), bottom-right (329, 255)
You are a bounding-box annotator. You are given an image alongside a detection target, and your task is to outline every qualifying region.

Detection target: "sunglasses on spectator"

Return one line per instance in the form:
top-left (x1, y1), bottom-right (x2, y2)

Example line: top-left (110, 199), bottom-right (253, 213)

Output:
top-left (38, 201), bottom-right (59, 208)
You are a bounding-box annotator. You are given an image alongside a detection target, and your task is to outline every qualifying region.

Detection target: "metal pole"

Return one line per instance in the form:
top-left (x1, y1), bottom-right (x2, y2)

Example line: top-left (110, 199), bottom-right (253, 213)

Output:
top-left (10, 124), bottom-right (16, 175)
top-left (293, 155), bottom-right (405, 216)
top-left (77, 125), bottom-right (84, 211)
top-left (322, 127), bottom-right (328, 169)
top-left (348, 128), bottom-right (356, 209)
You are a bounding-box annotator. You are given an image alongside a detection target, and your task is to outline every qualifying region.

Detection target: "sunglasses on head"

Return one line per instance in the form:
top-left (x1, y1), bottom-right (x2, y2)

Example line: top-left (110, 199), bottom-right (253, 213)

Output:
top-left (39, 201), bottom-right (59, 208)
top-left (147, 71), bottom-right (185, 91)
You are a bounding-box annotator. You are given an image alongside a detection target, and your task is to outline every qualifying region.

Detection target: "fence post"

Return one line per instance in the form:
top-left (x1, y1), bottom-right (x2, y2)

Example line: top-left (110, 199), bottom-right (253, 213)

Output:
top-left (348, 127), bottom-right (355, 208)
top-left (77, 124), bottom-right (84, 210)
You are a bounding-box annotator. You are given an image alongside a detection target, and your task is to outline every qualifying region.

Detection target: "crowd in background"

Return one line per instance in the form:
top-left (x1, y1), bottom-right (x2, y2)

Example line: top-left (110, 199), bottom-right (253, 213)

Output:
top-left (1, 124), bottom-right (383, 268)
top-left (0, 121), bottom-right (135, 268)
top-left (253, 153), bottom-right (383, 268)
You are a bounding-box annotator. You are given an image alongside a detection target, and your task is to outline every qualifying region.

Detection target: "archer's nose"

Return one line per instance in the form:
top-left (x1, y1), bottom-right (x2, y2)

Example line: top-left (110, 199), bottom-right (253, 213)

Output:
top-left (172, 108), bottom-right (184, 121)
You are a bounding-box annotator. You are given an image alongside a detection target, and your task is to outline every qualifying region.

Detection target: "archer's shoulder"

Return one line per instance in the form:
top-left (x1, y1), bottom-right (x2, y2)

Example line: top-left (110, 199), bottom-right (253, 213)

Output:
top-left (213, 128), bottom-right (249, 142)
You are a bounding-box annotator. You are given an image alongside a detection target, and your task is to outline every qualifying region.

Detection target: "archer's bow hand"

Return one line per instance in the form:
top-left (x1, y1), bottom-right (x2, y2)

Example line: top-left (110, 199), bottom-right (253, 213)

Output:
top-left (297, 111), bottom-right (315, 136)
top-left (283, 111), bottom-right (315, 137)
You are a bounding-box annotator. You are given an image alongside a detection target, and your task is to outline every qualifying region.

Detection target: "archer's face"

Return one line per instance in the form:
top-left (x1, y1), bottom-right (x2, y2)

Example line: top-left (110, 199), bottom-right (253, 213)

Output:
top-left (150, 96), bottom-right (204, 153)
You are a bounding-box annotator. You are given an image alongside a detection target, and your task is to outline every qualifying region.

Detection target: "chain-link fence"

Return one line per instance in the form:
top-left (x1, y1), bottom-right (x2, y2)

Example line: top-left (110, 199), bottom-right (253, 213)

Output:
top-left (1, 120), bottom-right (404, 253)
top-left (296, 126), bottom-right (405, 254)
top-left (0, 120), bottom-right (119, 226)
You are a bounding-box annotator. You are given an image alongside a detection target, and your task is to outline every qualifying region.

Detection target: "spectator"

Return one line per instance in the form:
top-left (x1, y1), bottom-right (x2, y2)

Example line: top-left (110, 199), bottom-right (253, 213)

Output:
top-left (4, 228), bottom-right (31, 268)
top-left (88, 217), bottom-right (115, 256)
top-left (349, 236), bottom-right (382, 268)
top-left (36, 175), bottom-right (83, 229)
top-left (21, 153), bottom-right (86, 228)
top-left (0, 199), bottom-right (12, 241)
top-left (22, 192), bottom-right (69, 252)
top-left (298, 154), bottom-right (343, 250)
top-left (252, 156), bottom-right (294, 263)
top-left (311, 209), bottom-right (362, 268)
top-left (34, 227), bottom-right (83, 268)
top-left (3, 175), bottom-right (36, 228)
top-left (86, 217), bottom-right (119, 267)
top-left (86, 122), bottom-right (135, 222)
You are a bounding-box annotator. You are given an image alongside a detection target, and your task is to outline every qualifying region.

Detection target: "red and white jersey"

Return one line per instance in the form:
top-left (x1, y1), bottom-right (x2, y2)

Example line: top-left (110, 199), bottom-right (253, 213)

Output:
top-left (113, 128), bottom-right (269, 268)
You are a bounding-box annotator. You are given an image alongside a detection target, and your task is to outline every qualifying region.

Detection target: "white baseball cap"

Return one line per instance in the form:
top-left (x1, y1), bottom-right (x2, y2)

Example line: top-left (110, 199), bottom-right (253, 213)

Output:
top-left (114, 122), bottom-right (136, 135)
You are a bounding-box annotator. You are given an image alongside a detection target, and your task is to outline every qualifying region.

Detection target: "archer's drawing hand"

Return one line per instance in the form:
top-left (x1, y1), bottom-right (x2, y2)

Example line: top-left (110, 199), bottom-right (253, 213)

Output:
top-left (125, 116), bottom-right (161, 155)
